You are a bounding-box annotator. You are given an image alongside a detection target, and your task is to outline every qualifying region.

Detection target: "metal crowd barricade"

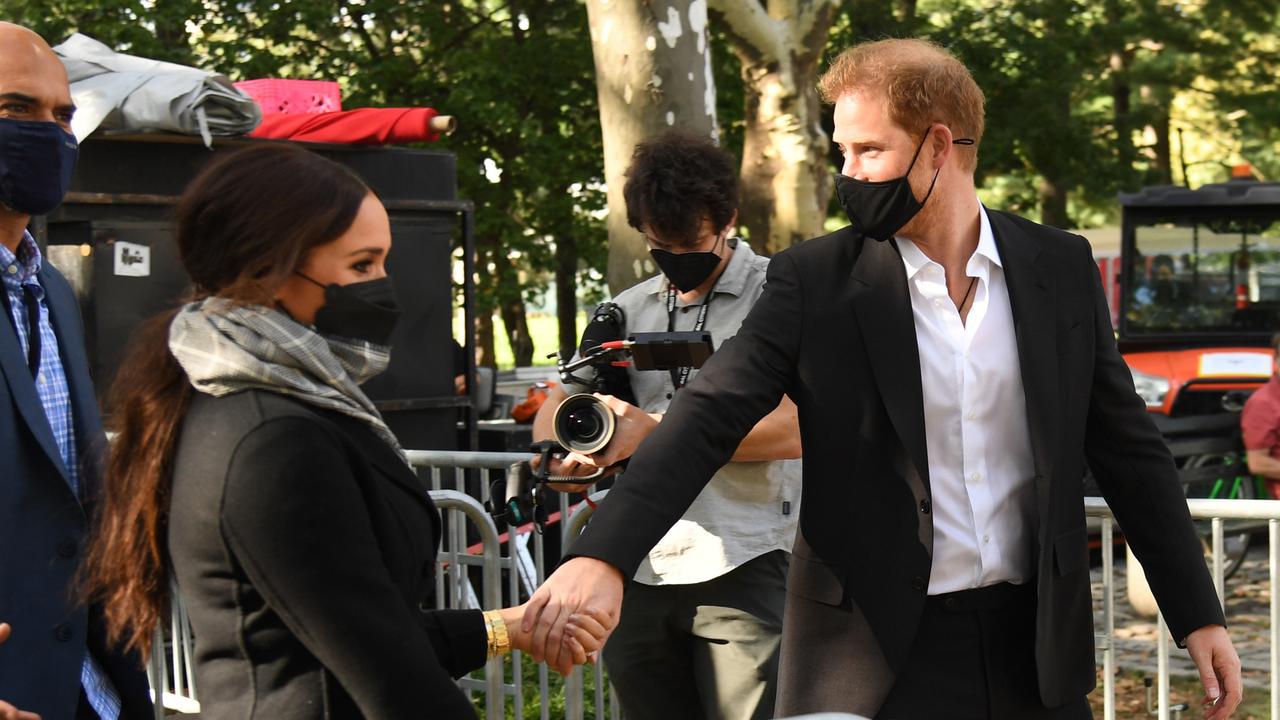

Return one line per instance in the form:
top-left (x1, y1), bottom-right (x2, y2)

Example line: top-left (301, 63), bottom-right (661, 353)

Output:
top-left (1088, 496), bottom-right (1280, 720)
top-left (407, 450), bottom-right (620, 720)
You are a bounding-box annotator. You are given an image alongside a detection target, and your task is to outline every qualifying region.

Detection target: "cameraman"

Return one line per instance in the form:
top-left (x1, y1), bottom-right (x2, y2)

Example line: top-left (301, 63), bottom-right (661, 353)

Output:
top-left (532, 130), bottom-right (801, 720)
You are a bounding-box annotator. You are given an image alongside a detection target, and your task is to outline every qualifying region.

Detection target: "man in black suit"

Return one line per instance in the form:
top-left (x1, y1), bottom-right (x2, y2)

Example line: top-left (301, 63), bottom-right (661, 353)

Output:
top-left (0, 22), bottom-right (152, 720)
top-left (525, 38), bottom-right (1242, 719)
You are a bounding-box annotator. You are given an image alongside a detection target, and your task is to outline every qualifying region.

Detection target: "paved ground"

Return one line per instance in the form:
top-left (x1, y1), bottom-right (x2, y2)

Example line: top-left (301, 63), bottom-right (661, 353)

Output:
top-left (1092, 543), bottom-right (1275, 688)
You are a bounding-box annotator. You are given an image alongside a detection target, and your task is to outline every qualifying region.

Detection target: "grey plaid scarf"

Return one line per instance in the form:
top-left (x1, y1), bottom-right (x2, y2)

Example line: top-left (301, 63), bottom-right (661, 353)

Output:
top-left (169, 297), bottom-right (407, 464)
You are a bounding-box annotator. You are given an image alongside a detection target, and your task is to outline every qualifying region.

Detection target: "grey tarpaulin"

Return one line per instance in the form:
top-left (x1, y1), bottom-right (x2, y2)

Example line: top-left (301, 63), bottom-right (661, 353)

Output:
top-left (53, 33), bottom-right (261, 146)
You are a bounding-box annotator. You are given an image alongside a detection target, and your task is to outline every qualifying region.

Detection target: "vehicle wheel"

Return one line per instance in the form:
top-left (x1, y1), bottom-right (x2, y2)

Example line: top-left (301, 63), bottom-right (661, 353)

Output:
top-left (1183, 453), bottom-right (1254, 580)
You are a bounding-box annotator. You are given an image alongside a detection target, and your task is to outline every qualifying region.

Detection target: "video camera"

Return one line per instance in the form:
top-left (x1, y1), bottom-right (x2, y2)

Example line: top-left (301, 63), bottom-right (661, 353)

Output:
top-left (484, 302), bottom-right (714, 530)
top-left (552, 302), bottom-right (713, 454)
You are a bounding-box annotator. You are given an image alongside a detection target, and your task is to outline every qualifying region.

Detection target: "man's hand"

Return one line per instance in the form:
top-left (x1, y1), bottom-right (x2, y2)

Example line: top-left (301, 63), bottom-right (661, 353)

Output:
top-left (530, 453), bottom-right (614, 494)
top-left (1185, 624), bottom-right (1242, 719)
top-left (0, 624), bottom-right (41, 720)
top-left (522, 557), bottom-right (625, 675)
top-left (565, 394), bottom-right (660, 469)
top-left (501, 603), bottom-right (611, 675)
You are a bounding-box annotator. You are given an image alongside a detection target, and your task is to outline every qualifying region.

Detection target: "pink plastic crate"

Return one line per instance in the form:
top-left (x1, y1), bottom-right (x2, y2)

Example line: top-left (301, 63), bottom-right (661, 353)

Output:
top-left (235, 79), bottom-right (342, 115)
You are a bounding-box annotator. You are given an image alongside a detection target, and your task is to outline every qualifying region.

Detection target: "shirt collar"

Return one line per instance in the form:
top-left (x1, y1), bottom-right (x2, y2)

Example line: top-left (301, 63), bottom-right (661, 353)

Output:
top-left (649, 236), bottom-right (753, 298)
top-left (895, 203), bottom-right (1002, 280)
top-left (0, 230), bottom-right (43, 289)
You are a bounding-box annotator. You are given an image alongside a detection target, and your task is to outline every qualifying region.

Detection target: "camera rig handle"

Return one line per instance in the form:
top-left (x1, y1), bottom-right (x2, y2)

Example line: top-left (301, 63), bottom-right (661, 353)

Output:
top-left (556, 340), bottom-right (633, 388)
top-left (485, 440), bottom-right (607, 532)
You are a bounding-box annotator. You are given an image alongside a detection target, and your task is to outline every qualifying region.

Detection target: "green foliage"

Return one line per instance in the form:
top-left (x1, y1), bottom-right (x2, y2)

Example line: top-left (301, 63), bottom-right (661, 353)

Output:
top-left (3, 0), bottom-right (200, 63)
top-left (8, 0), bottom-right (1280, 340)
top-left (5, 0), bottom-right (609, 365)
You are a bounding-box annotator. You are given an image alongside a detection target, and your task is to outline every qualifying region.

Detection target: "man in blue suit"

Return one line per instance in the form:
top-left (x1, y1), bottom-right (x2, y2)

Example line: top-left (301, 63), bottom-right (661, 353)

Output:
top-left (0, 22), bottom-right (152, 720)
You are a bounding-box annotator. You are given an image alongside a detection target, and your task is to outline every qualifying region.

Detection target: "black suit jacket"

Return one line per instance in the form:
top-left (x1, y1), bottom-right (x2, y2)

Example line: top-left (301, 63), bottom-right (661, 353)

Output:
top-left (168, 390), bottom-right (487, 719)
top-left (0, 262), bottom-right (152, 719)
top-left (571, 211), bottom-right (1224, 716)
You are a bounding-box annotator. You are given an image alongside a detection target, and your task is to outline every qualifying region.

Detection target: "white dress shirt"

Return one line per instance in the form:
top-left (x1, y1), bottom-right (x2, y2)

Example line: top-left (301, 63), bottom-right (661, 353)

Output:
top-left (896, 205), bottom-right (1037, 594)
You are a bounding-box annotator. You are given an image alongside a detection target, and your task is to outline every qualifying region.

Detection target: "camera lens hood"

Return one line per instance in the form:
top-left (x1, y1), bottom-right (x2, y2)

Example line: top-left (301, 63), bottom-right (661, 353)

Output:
top-left (552, 393), bottom-right (616, 455)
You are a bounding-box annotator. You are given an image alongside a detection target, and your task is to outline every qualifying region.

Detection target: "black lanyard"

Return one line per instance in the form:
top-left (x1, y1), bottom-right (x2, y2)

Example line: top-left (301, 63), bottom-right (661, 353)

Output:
top-left (0, 283), bottom-right (42, 377)
top-left (665, 284), bottom-right (714, 390)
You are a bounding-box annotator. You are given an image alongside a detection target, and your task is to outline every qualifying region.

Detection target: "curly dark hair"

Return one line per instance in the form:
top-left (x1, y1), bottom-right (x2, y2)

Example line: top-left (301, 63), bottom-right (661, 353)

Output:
top-left (622, 130), bottom-right (738, 249)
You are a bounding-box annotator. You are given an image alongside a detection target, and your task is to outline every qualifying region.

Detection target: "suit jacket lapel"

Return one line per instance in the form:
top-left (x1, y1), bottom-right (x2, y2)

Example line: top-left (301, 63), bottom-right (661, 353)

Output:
top-left (988, 210), bottom-right (1058, 538)
top-left (849, 237), bottom-right (931, 493)
top-left (0, 275), bottom-right (69, 480)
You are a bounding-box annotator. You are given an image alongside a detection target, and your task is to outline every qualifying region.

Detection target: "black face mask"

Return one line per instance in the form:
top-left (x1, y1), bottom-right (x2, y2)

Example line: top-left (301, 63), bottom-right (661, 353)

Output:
top-left (298, 273), bottom-right (402, 346)
top-left (0, 118), bottom-right (79, 216)
top-left (834, 130), bottom-right (974, 241)
top-left (650, 232), bottom-right (726, 293)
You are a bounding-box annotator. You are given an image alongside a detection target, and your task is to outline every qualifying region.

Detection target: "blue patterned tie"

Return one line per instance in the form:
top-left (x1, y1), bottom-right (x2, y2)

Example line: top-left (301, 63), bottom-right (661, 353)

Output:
top-left (81, 653), bottom-right (122, 719)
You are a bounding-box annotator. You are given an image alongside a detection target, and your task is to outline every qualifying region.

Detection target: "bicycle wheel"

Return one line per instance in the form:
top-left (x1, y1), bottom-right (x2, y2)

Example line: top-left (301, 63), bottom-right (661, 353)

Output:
top-left (1183, 453), bottom-right (1254, 580)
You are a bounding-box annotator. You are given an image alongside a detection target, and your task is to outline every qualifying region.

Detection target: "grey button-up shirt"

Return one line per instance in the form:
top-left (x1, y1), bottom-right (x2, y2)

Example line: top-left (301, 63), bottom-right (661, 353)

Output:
top-left (564, 239), bottom-right (801, 585)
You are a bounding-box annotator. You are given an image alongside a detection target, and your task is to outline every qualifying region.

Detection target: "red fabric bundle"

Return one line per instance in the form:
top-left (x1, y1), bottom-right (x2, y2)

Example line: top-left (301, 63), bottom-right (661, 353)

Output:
top-left (248, 107), bottom-right (443, 145)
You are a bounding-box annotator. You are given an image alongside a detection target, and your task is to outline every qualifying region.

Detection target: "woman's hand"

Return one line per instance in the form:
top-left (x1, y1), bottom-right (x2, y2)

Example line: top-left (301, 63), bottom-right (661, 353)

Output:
top-left (500, 604), bottom-right (612, 676)
top-left (0, 624), bottom-right (41, 720)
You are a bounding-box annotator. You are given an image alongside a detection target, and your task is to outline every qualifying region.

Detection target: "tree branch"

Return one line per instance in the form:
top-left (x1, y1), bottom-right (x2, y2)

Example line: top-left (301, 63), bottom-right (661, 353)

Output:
top-left (340, 0), bottom-right (383, 64)
top-left (793, 0), bottom-right (839, 43)
top-left (709, 0), bottom-right (782, 64)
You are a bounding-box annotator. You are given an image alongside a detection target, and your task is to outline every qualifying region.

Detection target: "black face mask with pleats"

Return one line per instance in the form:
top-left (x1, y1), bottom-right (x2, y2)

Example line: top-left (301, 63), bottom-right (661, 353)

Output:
top-left (650, 232), bottom-right (726, 293)
top-left (298, 273), bottom-right (402, 346)
top-left (834, 130), bottom-right (975, 241)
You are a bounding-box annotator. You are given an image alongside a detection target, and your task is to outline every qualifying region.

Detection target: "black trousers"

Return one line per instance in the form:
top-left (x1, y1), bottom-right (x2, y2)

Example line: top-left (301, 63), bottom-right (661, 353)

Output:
top-left (877, 582), bottom-right (1092, 720)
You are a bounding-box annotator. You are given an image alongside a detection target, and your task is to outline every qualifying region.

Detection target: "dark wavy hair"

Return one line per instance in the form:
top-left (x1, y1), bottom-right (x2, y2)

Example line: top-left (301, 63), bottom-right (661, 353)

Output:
top-left (622, 130), bottom-right (738, 248)
top-left (80, 143), bottom-right (370, 657)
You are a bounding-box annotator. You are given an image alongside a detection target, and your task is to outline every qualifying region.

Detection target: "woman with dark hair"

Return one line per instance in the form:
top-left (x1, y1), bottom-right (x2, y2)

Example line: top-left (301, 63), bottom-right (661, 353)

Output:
top-left (79, 143), bottom-right (607, 719)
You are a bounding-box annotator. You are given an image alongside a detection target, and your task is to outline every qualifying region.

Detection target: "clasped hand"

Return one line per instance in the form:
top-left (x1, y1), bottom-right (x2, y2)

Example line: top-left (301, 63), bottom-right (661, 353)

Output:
top-left (503, 601), bottom-right (614, 676)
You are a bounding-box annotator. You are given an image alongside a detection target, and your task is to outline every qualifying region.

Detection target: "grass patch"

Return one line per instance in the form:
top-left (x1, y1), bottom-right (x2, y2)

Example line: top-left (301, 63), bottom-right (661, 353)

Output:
top-left (470, 651), bottom-right (617, 717)
top-left (455, 312), bottom-right (582, 370)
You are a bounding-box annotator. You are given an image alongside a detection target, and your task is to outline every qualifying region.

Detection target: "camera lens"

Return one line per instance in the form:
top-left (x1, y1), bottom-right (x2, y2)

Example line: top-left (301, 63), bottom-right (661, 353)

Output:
top-left (567, 409), bottom-right (603, 441)
top-left (553, 394), bottom-right (616, 455)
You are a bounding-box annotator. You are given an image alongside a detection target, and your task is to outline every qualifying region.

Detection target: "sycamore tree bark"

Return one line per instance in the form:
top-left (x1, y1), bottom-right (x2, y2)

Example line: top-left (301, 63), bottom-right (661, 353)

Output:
top-left (711, 0), bottom-right (839, 254)
top-left (585, 0), bottom-right (719, 294)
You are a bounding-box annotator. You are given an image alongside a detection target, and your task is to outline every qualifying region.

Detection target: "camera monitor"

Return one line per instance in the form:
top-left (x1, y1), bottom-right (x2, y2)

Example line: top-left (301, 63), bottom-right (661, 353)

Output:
top-left (627, 331), bottom-right (714, 371)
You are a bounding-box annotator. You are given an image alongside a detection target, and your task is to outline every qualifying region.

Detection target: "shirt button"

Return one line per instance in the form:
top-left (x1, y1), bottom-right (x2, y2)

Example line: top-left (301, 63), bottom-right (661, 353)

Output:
top-left (912, 576), bottom-right (927, 591)
top-left (665, 393), bottom-right (672, 399)
top-left (919, 499), bottom-right (931, 514)
top-left (966, 411), bottom-right (976, 421)
top-left (933, 299), bottom-right (943, 307)
top-left (54, 623), bottom-right (72, 642)
top-left (6, 265), bottom-right (16, 275)
top-left (983, 534), bottom-right (991, 544)
top-left (970, 472), bottom-right (982, 483)
top-left (57, 538), bottom-right (77, 558)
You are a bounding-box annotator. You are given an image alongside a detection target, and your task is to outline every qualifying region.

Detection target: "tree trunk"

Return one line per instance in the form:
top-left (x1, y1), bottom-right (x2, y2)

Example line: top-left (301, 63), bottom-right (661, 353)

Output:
top-left (555, 233), bottom-right (580, 361)
top-left (585, 0), bottom-right (719, 294)
top-left (712, 0), bottom-right (839, 254)
top-left (475, 310), bottom-right (497, 369)
top-left (1039, 175), bottom-right (1070, 229)
top-left (498, 297), bottom-right (535, 367)
top-left (1110, 50), bottom-right (1136, 186)
top-left (492, 253), bottom-right (534, 366)
top-left (1151, 100), bottom-right (1174, 187)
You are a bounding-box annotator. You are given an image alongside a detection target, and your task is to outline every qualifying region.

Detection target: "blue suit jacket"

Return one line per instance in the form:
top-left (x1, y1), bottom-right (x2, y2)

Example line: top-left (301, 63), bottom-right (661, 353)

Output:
top-left (0, 261), bottom-right (152, 719)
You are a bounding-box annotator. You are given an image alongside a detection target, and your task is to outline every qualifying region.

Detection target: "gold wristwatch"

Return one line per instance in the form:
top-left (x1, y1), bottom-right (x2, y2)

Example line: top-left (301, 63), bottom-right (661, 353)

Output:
top-left (483, 610), bottom-right (511, 658)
